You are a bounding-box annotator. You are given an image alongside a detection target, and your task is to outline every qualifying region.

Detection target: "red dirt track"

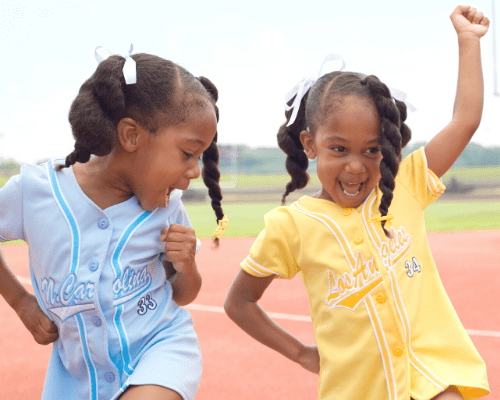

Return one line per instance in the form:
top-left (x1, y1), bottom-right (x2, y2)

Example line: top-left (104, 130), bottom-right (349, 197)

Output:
top-left (1, 231), bottom-right (499, 399)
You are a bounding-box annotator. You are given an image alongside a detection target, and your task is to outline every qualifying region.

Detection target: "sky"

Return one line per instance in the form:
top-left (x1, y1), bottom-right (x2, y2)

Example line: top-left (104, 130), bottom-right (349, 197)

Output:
top-left (1, 0), bottom-right (499, 164)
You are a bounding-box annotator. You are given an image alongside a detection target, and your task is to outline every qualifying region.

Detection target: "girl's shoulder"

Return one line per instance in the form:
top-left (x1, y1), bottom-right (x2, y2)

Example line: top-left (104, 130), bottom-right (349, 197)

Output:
top-left (7, 159), bottom-right (60, 191)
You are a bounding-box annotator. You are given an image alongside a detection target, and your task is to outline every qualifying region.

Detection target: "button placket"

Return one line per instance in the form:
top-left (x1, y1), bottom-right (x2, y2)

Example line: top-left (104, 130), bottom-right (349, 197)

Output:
top-left (104, 372), bottom-right (115, 383)
top-left (97, 218), bottom-right (109, 229)
top-left (89, 261), bottom-right (99, 272)
top-left (392, 346), bottom-right (404, 357)
top-left (375, 292), bottom-right (386, 303)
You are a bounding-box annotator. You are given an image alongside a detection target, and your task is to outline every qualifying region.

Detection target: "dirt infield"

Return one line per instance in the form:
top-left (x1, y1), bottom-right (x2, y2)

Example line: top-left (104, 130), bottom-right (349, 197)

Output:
top-left (1, 231), bottom-right (499, 399)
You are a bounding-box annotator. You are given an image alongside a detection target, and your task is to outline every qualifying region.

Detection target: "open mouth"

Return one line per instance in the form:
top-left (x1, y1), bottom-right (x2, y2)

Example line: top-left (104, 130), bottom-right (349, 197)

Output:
top-left (340, 181), bottom-right (363, 197)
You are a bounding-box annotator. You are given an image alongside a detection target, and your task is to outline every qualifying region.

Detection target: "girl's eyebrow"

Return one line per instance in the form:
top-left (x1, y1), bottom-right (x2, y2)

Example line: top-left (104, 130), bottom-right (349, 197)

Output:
top-left (324, 136), bottom-right (381, 144)
top-left (324, 135), bottom-right (347, 142)
top-left (184, 137), bottom-right (206, 146)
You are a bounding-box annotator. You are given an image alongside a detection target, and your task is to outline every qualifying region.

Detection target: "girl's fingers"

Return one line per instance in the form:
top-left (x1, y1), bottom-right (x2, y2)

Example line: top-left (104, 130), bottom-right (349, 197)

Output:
top-left (40, 315), bottom-right (57, 332)
top-left (452, 4), bottom-right (470, 16)
top-left (160, 228), bottom-right (168, 242)
top-left (466, 7), bottom-right (477, 23)
top-left (472, 11), bottom-right (483, 24)
top-left (481, 16), bottom-right (490, 27)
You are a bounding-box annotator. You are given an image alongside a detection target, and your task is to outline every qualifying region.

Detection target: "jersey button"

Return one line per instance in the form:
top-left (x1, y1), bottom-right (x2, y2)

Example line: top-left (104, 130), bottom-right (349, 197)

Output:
top-left (392, 346), bottom-right (404, 357)
top-left (354, 234), bottom-right (363, 244)
top-left (376, 293), bottom-right (386, 303)
top-left (91, 316), bottom-right (102, 327)
top-left (342, 208), bottom-right (352, 216)
top-left (104, 372), bottom-right (115, 383)
top-left (98, 218), bottom-right (109, 229)
top-left (89, 261), bottom-right (99, 272)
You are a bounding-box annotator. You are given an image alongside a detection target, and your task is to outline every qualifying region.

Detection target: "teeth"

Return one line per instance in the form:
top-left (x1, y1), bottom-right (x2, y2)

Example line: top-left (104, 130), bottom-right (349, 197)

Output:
top-left (341, 182), bottom-right (362, 197)
top-left (343, 189), bottom-right (360, 197)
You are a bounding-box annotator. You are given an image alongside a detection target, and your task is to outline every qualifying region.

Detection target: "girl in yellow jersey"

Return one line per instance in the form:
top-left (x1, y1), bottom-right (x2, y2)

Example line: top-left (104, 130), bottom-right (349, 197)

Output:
top-left (225, 5), bottom-right (490, 400)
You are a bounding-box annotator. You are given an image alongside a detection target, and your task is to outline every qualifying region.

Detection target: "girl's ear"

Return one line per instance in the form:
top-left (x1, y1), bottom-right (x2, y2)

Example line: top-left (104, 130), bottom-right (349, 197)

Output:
top-left (116, 118), bottom-right (146, 153)
top-left (300, 130), bottom-right (317, 159)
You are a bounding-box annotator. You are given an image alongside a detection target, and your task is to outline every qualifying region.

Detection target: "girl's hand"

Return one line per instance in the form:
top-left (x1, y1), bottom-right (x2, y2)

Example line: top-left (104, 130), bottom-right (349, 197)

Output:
top-left (450, 5), bottom-right (489, 39)
top-left (297, 344), bottom-right (320, 374)
top-left (160, 224), bottom-right (197, 274)
top-left (160, 225), bottom-right (201, 306)
top-left (15, 292), bottom-right (58, 345)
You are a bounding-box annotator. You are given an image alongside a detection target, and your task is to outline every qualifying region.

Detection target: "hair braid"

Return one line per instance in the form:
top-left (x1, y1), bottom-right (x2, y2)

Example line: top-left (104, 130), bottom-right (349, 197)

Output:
top-left (198, 76), bottom-right (225, 248)
top-left (361, 75), bottom-right (402, 237)
top-left (277, 93), bottom-right (310, 205)
top-left (394, 99), bottom-right (412, 148)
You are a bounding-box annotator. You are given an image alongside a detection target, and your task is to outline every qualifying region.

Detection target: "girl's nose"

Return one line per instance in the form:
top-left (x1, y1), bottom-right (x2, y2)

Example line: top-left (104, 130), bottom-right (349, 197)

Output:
top-left (187, 161), bottom-right (201, 180)
top-left (344, 158), bottom-right (366, 174)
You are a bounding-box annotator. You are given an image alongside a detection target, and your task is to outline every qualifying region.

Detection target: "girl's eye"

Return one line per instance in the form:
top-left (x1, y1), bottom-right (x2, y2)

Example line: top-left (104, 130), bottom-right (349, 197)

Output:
top-left (183, 151), bottom-right (194, 160)
top-left (331, 146), bottom-right (347, 153)
top-left (366, 147), bottom-right (381, 155)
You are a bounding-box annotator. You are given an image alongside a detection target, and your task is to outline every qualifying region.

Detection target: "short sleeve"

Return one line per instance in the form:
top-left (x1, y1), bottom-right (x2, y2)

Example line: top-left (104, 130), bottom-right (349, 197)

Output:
top-left (396, 147), bottom-right (446, 208)
top-left (0, 174), bottom-right (24, 242)
top-left (241, 209), bottom-right (299, 280)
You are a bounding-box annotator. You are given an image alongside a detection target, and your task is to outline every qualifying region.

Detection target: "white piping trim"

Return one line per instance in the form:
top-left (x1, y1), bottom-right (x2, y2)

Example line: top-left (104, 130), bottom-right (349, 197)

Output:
top-left (246, 255), bottom-right (283, 278)
top-left (76, 315), bottom-right (99, 400)
top-left (243, 260), bottom-right (267, 276)
top-left (364, 299), bottom-right (394, 400)
top-left (410, 360), bottom-right (445, 391)
top-left (391, 270), bottom-right (448, 388)
top-left (291, 202), bottom-right (356, 270)
top-left (46, 162), bottom-right (81, 274)
top-left (362, 192), bottom-right (382, 246)
top-left (369, 296), bottom-right (398, 399)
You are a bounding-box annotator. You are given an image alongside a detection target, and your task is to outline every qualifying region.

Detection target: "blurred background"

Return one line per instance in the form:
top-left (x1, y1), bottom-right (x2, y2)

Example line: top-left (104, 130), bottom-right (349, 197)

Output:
top-left (1, 0), bottom-right (500, 236)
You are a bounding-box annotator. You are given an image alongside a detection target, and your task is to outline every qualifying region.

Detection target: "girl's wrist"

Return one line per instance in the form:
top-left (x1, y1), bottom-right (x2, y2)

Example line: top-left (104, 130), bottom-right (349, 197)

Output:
top-left (456, 32), bottom-right (481, 43)
top-left (8, 287), bottom-right (30, 314)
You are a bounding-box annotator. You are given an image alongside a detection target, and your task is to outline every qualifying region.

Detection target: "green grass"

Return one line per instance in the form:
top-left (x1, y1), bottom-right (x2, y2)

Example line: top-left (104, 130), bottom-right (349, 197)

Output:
top-left (0, 176), bottom-right (8, 187)
top-left (424, 199), bottom-right (500, 232)
top-left (187, 163), bottom-right (500, 191)
top-left (1, 200), bottom-right (498, 246)
top-left (186, 198), bottom-right (500, 238)
top-left (442, 164), bottom-right (500, 183)
top-left (186, 202), bottom-right (278, 238)
top-left (190, 173), bottom-right (322, 189)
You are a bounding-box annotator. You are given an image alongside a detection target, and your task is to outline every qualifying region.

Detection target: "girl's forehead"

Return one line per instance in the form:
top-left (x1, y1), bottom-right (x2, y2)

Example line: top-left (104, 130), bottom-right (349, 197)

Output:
top-left (316, 96), bottom-right (380, 141)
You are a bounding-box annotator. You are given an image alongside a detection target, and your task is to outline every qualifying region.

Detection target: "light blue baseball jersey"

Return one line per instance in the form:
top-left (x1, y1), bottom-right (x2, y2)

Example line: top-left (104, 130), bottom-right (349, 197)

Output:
top-left (0, 160), bottom-right (202, 400)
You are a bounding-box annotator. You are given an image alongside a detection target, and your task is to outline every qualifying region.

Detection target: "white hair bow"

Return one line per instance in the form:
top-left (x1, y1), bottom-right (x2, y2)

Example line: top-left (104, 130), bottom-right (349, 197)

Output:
top-left (285, 53), bottom-right (415, 127)
top-left (94, 43), bottom-right (137, 85)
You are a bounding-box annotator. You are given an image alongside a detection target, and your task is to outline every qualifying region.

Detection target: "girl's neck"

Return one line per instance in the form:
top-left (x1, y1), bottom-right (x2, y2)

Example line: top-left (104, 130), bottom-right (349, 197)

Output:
top-left (72, 156), bottom-right (134, 210)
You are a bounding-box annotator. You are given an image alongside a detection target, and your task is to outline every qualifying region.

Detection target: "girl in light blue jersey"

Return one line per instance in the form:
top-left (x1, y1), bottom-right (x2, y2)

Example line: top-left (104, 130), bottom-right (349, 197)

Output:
top-left (0, 48), bottom-right (226, 400)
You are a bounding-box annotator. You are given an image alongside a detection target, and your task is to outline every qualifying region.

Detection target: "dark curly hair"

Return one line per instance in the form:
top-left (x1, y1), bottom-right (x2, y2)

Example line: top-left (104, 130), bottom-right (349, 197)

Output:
top-left (58, 53), bottom-right (224, 242)
top-left (277, 71), bottom-right (411, 238)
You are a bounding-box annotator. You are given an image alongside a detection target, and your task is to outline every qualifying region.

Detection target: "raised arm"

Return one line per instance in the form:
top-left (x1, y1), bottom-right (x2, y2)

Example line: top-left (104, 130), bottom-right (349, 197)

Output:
top-left (425, 5), bottom-right (489, 177)
top-left (224, 269), bottom-right (320, 374)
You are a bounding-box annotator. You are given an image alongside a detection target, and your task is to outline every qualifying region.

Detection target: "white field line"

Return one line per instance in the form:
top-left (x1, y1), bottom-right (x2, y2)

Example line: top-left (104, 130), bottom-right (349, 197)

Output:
top-left (17, 276), bottom-right (500, 337)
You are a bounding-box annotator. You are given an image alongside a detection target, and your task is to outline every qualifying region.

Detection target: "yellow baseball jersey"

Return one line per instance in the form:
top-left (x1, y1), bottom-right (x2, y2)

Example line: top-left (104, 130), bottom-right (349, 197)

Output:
top-left (241, 148), bottom-right (489, 400)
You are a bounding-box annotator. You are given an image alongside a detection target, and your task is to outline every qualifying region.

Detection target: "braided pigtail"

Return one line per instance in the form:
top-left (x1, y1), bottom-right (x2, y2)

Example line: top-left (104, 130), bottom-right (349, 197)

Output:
top-left (198, 76), bottom-right (225, 248)
top-left (361, 75), bottom-right (402, 238)
top-left (57, 55), bottom-right (127, 171)
top-left (394, 99), bottom-right (412, 148)
top-left (277, 93), bottom-right (310, 205)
